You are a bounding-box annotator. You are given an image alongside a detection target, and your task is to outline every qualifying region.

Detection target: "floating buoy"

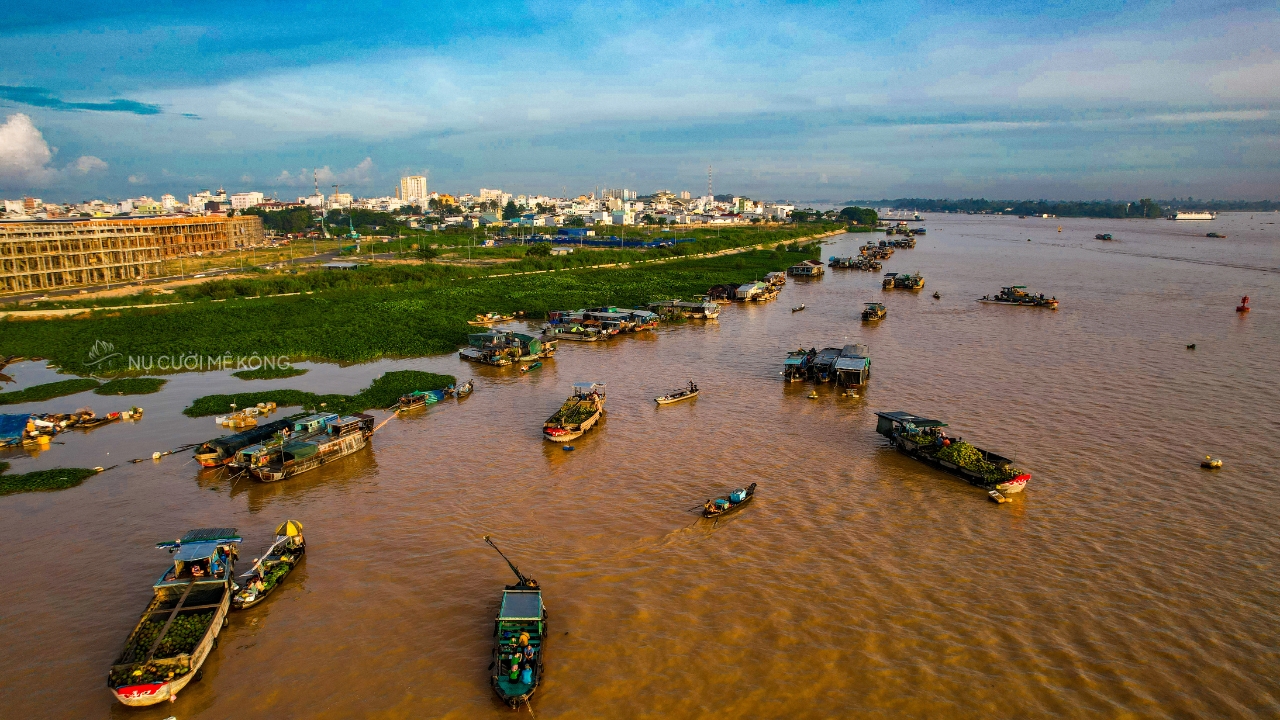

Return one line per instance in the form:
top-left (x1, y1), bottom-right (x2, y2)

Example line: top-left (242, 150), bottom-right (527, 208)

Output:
top-left (807, 391), bottom-right (819, 399)
top-left (562, 445), bottom-right (574, 452)
top-left (152, 451), bottom-right (162, 460)
top-left (1186, 343), bottom-right (1196, 350)
top-left (1201, 456), bottom-right (1222, 469)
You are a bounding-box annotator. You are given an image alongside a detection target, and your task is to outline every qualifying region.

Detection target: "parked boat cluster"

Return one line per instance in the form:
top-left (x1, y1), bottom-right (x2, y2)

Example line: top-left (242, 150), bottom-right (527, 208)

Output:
top-left (0, 406), bottom-right (142, 450)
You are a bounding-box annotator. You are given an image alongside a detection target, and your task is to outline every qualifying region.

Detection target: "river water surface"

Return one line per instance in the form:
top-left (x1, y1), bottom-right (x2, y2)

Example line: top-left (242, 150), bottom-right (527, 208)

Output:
top-left (1, 213), bottom-right (1278, 718)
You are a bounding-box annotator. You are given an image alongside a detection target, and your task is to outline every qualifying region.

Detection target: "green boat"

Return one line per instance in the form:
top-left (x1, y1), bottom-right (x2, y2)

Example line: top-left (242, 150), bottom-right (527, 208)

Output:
top-left (485, 536), bottom-right (546, 710)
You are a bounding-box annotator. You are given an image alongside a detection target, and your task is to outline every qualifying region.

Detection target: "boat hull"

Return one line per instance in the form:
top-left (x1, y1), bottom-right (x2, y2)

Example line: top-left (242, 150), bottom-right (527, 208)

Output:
top-left (892, 437), bottom-right (1029, 492)
top-left (232, 547), bottom-right (304, 610)
top-left (977, 299), bottom-right (1058, 309)
top-left (542, 409), bottom-right (601, 442)
top-left (250, 433), bottom-right (368, 483)
top-left (109, 587), bottom-right (230, 706)
top-left (655, 390), bottom-right (698, 405)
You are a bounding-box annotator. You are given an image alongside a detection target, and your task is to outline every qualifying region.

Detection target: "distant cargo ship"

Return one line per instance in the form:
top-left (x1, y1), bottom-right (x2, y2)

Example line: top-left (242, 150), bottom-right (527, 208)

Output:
top-left (1170, 211), bottom-right (1216, 220)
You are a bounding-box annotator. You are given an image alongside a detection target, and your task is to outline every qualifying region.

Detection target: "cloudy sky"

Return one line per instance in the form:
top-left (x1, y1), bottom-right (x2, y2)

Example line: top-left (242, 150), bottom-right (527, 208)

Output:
top-left (1, 0), bottom-right (1277, 202)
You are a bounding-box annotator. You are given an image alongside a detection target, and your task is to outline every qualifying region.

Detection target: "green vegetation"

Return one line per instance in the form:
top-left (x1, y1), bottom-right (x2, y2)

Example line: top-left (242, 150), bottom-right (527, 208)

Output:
top-left (94, 377), bottom-right (167, 395)
top-left (232, 366), bottom-right (309, 381)
top-left (184, 370), bottom-right (454, 417)
top-left (0, 228), bottom-right (831, 375)
top-left (549, 398), bottom-right (599, 426)
top-left (936, 440), bottom-right (1022, 484)
top-left (885, 198), bottom-right (1163, 218)
top-left (0, 466), bottom-right (99, 496)
top-left (839, 206), bottom-right (880, 226)
top-left (243, 206), bottom-right (315, 234)
top-left (0, 378), bottom-right (100, 405)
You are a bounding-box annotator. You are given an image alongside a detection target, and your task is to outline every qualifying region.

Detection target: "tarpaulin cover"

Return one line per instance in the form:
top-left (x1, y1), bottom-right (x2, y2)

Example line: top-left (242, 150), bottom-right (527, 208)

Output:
top-left (0, 414), bottom-right (31, 442)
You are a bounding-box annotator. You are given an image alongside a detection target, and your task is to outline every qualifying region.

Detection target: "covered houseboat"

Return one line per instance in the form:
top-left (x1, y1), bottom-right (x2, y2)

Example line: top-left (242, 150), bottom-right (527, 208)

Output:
top-left (242, 413), bottom-right (375, 482)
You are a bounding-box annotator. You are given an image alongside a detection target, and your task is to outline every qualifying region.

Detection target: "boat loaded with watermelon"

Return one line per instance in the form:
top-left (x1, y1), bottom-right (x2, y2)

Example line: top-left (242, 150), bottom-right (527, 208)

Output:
top-left (107, 528), bottom-right (241, 706)
top-left (542, 382), bottom-right (605, 442)
top-left (874, 411), bottom-right (1030, 499)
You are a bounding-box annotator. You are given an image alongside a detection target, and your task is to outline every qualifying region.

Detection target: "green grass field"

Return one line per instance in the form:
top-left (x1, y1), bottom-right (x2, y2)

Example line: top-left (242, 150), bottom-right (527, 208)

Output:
top-left (0, 234), bottom-right (827, 376)
top-left (0, 467), bottom-right (99, 496)
top-left (184, 370), bottom-right (455, 417)
top-left (0, 379), bottom-right (100, 405)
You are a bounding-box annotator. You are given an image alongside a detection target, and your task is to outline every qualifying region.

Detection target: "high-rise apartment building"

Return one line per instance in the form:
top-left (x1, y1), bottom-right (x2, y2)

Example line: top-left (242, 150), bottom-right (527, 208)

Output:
top-left (399, 175), bottom-right (428, 203)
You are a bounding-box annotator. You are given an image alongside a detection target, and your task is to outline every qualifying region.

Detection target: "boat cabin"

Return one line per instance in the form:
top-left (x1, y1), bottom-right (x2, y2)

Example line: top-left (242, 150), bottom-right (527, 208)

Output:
top-left (783, 350), bottom-right (809, 381)
top-left (294, 413), bottom-right (339, 434)
top-left (736, 282), bottom-right (766, 300)
top-left (874, 411), bottom-right (948, 438)
top-left (572, 381), bottom-right (606, 399)
top-left (764, 271), bottom-right (787, 287)
top-left (155, 528), bottom-right (241, 588)
top-left (833, 356), bottom-right (869, 386)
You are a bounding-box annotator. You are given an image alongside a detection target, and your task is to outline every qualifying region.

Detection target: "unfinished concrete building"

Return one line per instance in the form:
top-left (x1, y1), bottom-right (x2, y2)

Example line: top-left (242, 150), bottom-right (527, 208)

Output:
top-left (0, 216), bottom-right (264, 294)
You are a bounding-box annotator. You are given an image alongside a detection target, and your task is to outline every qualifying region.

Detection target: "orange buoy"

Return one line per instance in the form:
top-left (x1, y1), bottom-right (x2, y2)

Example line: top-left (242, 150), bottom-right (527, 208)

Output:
top-left (1237, 296), bottom-right (1251, 313)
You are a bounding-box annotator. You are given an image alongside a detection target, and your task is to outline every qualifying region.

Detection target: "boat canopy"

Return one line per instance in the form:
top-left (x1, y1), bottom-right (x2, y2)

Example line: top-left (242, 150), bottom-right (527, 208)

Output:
top-left (173, 541), bottom-right (222, 562)
top-left (572, 381), bottom-right (605, 396)
top-left (833, 357), bottom-right (869, 371)
top-left (175, 527), bottom-right (240, 544)
top-left (874, 411), bottom-right (947, 428)
top-left (499, 590), bottom-right (543, 620)
top-left (0, 414), bottom-right (31, 443)
top-left (783, 356), bottom-right (805, 366)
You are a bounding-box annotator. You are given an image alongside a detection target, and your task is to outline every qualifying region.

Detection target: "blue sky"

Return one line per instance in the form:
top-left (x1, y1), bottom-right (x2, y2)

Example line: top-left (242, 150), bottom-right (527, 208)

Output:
top-left (1, 0), bottom-right (1277, 202)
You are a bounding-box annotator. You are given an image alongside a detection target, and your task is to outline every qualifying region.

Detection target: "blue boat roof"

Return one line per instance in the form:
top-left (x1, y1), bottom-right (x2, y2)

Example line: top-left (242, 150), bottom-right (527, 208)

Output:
top-left (500, 590), bottom-right (543, 620)
top-left (173, 541), bottom-right (221, 562)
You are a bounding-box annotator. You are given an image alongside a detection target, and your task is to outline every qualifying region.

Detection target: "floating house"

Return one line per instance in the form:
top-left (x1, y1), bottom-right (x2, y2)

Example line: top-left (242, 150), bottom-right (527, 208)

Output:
top-left (787, 259), bottom-right (825, 277)
top-left (648, 300), bottom-right (721, 319)
top-left (461, 331), bottom-right (556, 365)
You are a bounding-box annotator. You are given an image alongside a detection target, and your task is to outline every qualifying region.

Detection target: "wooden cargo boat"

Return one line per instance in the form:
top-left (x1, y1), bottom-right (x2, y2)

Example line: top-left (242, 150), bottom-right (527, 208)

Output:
top-left (977, 286), bottom-right (1058, 308)
top-left (447, 379), bottom-right (474, 397)
top-left (656, 381), bottom-right (699, 405)
top-left (232, 520), bottom-right (305, 610)
top-left (244, 413), bottom-right (375, 482)
top-left (108, 528), bottom-right (241, 706)
top-left (485, 537), bottom-right (546, 710)
top-left (874, 411), bottom-right (1030, 494)
top-left (543, 382), bottom-right (605, 442)
top-left (194, 416), bottom-right (300, 468)
top-left (702, 483), bottom-right (757, 517)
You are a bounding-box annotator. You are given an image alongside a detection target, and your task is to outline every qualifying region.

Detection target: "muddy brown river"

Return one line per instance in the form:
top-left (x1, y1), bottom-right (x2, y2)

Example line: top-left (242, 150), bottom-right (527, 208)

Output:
top-left (1, 213), bottom-right (1277, 718)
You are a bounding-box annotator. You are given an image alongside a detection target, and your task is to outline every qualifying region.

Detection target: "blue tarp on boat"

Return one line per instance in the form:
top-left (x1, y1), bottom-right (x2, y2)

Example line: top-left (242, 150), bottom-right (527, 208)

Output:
top-left (0, 414), bottom-right (31, 443)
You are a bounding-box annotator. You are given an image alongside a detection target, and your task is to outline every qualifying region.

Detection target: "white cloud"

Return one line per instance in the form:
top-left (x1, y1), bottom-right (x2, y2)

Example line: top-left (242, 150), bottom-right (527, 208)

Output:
top-left (240, 173), bottom-right (253, 183)
top-left (73, 155), bottom-right (108, 174)
top-left (272, 158), bottom-right (375, 189)
top-left (0, 113), bottom-right (56, 187)
top-left (128, 174), bottom-right (148, 184)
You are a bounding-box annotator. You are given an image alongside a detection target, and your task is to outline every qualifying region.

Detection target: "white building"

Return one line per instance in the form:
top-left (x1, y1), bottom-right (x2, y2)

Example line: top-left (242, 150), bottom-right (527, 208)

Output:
top-left (399, 175), bottom-right (428, 203)
top-left (230, 191), bottom-right (264, 211)
top-left (161, 194), bottom-right (177, 212)
top-left (300, 193), bottom-right (326, 208)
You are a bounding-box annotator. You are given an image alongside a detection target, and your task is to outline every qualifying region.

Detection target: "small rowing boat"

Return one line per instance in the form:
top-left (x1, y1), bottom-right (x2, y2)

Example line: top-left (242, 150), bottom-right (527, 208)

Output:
top-left (468, 312), bottom-right (515, 326)
top-left (702, 483), bottom-right (757, 518)
top-left (447, 379), bottom-right (474, 398)
top-left (232, 520), bottom-right (305, 610)
top-left (520, 361), bottom-right (542, 374)
top-left (792, 304), bottom-right (805, 312)
top-left (655, 381), bottom-right (699, 405)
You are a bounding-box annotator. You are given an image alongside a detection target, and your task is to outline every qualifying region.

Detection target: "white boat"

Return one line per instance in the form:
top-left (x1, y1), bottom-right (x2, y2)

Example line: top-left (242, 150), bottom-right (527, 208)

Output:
top-left (1170, 211), bottom-right (1216, 220)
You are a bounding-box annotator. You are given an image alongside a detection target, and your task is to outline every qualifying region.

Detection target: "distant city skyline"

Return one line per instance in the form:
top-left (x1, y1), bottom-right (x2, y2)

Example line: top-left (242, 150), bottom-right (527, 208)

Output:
top-left (1, 0), bottom-right (1277, 202)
